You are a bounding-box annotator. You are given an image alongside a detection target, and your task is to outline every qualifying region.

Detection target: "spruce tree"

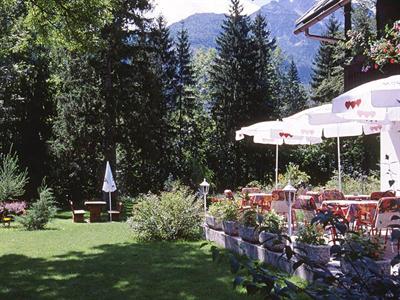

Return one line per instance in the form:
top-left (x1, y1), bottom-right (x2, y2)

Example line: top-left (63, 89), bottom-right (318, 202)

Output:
top-left (310, 16), bottom-right (344, 104)
top-left (174, 26), bottom-right (201, 183)
top-left (210, 0), bottom-right (263, 188)
top-left (282, 60), bottom-right (308, 116)
top-left (251, 13), bottom-right (279, 120)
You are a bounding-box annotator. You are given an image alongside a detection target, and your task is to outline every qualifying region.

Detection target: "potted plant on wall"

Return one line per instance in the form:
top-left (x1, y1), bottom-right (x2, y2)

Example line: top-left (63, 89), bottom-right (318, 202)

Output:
top-left (336, 232), bottom-right (390, 275)
top-left (259, 210), bottom-right (286, 253)
top-left (238, 209), bottom-right (259, 243)
top-left (206, 201), bottom-right (224, 230)
top-left (294, 224), bottom-right (330, 265)
top-left (220, 200), bottom-right (240, 236)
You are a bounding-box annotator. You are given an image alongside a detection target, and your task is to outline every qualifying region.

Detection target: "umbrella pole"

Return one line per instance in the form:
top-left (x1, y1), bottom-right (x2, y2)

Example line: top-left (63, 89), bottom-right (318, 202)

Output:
top-left (109, 192), bottom-right (112, 222)
top-left (275, 144), bottom-right (279, 189)
top-left (337, 136), bottom-right (342, 192)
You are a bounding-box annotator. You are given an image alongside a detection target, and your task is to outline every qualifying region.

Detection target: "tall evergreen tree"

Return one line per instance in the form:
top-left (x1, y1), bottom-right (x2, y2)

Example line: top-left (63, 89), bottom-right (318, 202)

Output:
top-left (281, 60), bottom-right (308, 116)
top-left (173, 26), bottom-right (202, 183)
top-left (210, 0), bottom-right (268, 188)
top-left (251, 14), bottom-right (279, 120)
top-left (310, 16), bottom-right (344, 104)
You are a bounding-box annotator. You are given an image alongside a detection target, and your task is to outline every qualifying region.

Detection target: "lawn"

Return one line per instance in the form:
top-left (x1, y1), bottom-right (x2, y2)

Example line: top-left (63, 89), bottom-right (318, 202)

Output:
top-left (0, 213), bottom-right (300, 300)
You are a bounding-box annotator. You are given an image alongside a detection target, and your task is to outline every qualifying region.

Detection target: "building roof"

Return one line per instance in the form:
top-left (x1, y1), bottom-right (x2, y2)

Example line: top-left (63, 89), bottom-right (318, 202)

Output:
top-left (294, 0), bottom-right (350, 34)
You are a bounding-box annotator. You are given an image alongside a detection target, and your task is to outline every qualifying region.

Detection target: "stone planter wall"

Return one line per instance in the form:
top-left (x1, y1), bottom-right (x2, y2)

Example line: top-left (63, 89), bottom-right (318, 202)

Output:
top-left (204, 226), bottom-right (315, 281)
top-left (238, 225), bottom-right (259, 244)
top-left (205, 215), bottom-right (222, 230)
top-left (293, 242), bottom-right (331, 265)
top-left (259, 231), bottom-right (285, 253)
top-left (222, 220), bottom-right (238, 236)
top-left (340, 259), bottom-right (391, 276)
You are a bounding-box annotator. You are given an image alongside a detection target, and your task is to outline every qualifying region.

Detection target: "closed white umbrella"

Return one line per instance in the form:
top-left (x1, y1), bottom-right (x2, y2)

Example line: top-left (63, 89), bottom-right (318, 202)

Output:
top-left (102, 161), bottom-right (117, 221)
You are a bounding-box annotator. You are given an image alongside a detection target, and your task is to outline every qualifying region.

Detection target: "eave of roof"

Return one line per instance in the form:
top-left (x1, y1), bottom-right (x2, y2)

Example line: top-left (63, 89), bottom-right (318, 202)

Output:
top-left (294, 0), bottom-right (350, 35)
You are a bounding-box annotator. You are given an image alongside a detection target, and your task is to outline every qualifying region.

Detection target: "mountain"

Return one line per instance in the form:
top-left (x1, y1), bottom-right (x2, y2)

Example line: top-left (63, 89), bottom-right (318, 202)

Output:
top-left (169, 0), bottom-right (340, 83)
top-left (153, 0), bottom-right (260, 25)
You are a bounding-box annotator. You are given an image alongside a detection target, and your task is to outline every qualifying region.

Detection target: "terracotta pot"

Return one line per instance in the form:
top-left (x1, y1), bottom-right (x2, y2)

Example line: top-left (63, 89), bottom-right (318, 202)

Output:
top-left (259, 231), bottom-right (285, 253)
top-left (238, 224), bottom-right (259, 243)
top-left (222, 220), bottom-right (238, 236)
top-left (205, 215), bottom-right (222, 230)
top-left (294, 242), bottom-right (330, 265)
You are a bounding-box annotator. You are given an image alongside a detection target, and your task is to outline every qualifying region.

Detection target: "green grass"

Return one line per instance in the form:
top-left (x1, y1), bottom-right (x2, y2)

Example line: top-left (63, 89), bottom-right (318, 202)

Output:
top-left (0, 212), bottom-right (301, 300)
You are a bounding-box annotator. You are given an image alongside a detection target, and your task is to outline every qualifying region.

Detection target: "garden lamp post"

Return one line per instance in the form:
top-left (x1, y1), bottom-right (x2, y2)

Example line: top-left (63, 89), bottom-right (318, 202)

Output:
top-left (200, 179), bottom-right (210, 216)
top-left (283, 181), bottom-right (297, 237)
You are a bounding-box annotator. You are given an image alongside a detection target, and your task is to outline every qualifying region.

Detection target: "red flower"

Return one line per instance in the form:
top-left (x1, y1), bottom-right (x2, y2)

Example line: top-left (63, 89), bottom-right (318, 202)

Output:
top-left (390, 58), bottom-right (396, 64)
top-left (374, 64), bottom-right (379, 69)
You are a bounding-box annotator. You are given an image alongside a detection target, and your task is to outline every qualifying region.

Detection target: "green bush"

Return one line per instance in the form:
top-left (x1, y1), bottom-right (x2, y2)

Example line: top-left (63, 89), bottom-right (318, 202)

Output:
top-left (119, 195), bottom-right (136, 220)
top-left (279, 163), bottom-right (310, 187)
top-left (238, 209), bottom-right (257, 227)
top-left (219, 200), bottom-right (239, 222)
top-left (324, 171), bottom-right (380, 195)
top-left (261, 210), bottom-right (284, 234)
top-left (19, 185), bottom-right (57, 230)
top-left (0, 151), bottom-right (29, 202)
top-left (128, 182), bottom-right (202, 241)
top-left (208, 201), bottom-right (225, 218)
top-left (296, 224), bottom-right (326, 246)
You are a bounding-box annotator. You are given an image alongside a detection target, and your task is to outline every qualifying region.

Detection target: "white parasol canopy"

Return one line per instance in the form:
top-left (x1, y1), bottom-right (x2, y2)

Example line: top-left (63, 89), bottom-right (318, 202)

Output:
top-left (332, 75), bottom-right (400, 122)
top-left (285, 104), bottom-right (383, 191)
top-left (236, 120), bottom-right (323, 189)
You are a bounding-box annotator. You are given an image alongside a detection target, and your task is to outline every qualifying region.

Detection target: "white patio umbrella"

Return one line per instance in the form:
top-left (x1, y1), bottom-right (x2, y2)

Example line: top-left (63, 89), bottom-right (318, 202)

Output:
top-left (285, 104), bottom-right (383, 191)
top-left (236, 121), bottom-right (322, 189)
top-left (102, 161), bottom-right (117, 221)
top-left (332, 75), bottom-right (400, 122)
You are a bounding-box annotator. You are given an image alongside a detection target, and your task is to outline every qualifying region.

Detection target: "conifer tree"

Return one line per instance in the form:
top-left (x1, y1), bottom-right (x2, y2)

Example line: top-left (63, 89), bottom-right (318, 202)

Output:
top-left (173, 26), bottom-right (201, 183)
top-left (282, 60), bottom-right (308, 116)
top-left (310, 16), bottom-right (344, 104)
top-left (251, 13), bottom-right (279, 120)
top-left (210, 0), bottom-right (266, 188)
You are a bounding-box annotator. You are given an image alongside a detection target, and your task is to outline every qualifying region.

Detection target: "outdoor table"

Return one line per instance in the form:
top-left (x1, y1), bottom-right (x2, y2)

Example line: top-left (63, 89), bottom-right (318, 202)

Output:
top-left (84, 201), bottom-right (106, 222)
top-left (248, 193), bottom-right (272, 210)
top-left (322, 200), bottom-right (379, 224)
top-left (345, 195), bottom-right (370, 201)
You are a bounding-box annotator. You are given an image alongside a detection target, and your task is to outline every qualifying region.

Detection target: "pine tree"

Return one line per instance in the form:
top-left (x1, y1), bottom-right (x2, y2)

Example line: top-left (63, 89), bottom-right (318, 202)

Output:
top-left (310, 16), bottom-right (344, 104)
top-left (282, 60), bottom-right (308, 116)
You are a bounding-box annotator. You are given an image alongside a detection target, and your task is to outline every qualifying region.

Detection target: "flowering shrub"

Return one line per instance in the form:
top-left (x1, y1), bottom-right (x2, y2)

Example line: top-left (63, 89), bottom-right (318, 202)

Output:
top-left (0, 201), bottom-right (27, 215)
top-left (347, 20), bottom-right (400, 70)
top-left (128, 182), bottom-right (202, 241)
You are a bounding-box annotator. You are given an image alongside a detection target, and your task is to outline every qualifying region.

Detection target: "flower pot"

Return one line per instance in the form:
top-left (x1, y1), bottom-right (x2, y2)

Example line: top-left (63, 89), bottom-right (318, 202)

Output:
top-left (340, 258), bottom-right (391, 276)
top-left (259, 231), bottom-right (285, 253)
top-left (294, 242), bottom-right (330, 265)
top-left (238, 224), bottom-right (259, 243)
top-left (205, 215), bottom-right (222, 230)
top-left (222, 220), bottom-right (238, 236)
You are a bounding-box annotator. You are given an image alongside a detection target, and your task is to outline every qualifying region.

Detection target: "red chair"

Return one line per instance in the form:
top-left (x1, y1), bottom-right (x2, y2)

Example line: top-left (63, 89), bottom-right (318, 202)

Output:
top-left (370, 191), bottom-right (395, 200)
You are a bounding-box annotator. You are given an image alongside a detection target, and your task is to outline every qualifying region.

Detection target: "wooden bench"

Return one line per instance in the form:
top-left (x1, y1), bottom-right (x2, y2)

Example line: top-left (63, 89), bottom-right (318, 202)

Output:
top-left (69, 200), bottom-right (86, 223)
top-left (108, 201), bottom-right (123, 221)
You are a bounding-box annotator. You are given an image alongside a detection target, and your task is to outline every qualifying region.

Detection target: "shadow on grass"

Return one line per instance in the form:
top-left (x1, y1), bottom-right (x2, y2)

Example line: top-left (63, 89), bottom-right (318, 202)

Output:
top-left (0, 242), bottom-right (245, 300)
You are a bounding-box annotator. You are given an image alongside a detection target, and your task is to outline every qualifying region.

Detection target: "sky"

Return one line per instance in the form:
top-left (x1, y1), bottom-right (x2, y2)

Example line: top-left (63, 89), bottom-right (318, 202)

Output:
top-left (152, 0), bottom-right (273, 25)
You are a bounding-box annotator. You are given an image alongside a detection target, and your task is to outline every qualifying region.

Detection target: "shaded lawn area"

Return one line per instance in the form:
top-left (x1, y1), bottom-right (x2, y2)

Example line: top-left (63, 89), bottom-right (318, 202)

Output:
top-left (0, 212), bottom-right (257, 300)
